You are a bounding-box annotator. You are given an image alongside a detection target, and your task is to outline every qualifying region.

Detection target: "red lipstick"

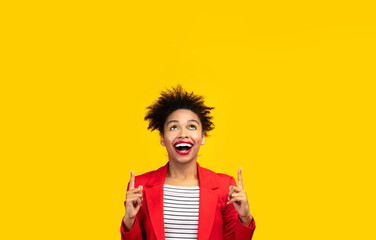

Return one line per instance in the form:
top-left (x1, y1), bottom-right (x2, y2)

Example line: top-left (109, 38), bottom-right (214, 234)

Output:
top-left (173, 141), bottom-right (193, 155)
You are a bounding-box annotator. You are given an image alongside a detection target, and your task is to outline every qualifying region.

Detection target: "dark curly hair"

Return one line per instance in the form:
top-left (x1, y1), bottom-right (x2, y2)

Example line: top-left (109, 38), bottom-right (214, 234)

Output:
top-left (144, 85), bottom-right (215, 136)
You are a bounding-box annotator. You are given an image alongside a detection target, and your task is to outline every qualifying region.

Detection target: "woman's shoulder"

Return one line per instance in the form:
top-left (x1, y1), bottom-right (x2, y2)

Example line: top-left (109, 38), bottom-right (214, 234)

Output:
top-left (200, 166), bottom-right (232, 178)
top-left (199, 165), bottom-right (236, 188)
top-left (133, 169), bottom-right (157, 184)
top-left (132, 164), bottom-right (168, 187)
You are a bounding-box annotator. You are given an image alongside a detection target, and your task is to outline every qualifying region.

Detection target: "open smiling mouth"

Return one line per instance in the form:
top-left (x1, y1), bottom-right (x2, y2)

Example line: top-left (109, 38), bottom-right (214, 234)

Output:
top-left (174, 141), bottom-right (193, 155)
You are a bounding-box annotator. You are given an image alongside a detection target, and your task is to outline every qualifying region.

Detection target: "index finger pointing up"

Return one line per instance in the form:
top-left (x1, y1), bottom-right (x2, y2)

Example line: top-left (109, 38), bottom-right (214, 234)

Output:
top-left (129, 169), bottom-right (135, 190)
top-left (238, 167), bottom-right (243, 189)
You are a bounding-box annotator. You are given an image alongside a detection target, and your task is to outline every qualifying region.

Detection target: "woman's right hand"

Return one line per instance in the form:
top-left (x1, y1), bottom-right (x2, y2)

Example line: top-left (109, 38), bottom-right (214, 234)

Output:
top-left (123, 170), bottom-right (143, 231)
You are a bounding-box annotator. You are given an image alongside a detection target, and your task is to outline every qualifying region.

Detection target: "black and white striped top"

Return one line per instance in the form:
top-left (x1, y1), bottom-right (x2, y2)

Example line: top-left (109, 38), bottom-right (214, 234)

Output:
top-left (163, 184), bottom-right (200, 240)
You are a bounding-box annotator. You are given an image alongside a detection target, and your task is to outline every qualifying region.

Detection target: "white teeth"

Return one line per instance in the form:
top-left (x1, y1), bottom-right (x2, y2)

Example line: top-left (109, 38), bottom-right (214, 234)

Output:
top-left (174, 143), bottom-right (193, 148)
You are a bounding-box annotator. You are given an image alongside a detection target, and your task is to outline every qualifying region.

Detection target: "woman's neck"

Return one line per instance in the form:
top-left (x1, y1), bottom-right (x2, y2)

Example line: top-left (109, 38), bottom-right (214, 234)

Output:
top-left (165, 161), bottom-right (199, 186)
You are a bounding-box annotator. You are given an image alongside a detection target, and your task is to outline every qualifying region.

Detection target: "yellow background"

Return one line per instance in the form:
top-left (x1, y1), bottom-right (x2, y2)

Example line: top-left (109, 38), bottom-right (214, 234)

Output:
top-left (1, 1), bottom-right (375, 239)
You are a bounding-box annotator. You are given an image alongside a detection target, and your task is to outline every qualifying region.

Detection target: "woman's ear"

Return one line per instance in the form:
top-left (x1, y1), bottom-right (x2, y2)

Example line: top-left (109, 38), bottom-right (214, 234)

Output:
top-left (201, 134), bottom-right (205, 145)
top-left (160, 133), bottom-right (166, 146)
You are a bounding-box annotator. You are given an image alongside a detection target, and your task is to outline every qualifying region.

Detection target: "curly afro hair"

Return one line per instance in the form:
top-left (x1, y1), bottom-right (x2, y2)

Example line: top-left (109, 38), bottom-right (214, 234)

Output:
top-left (144, 85), bottom-right (215, 136)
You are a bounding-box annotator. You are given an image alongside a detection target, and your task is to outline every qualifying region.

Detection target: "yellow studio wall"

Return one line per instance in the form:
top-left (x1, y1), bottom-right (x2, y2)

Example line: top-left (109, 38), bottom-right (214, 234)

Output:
top-left (1, 1), bottom-right (375, 240)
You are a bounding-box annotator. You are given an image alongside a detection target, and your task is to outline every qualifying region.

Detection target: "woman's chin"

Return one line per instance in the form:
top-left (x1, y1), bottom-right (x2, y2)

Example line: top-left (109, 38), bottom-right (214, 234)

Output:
top-left (168, 153), bottom-right (197, 164)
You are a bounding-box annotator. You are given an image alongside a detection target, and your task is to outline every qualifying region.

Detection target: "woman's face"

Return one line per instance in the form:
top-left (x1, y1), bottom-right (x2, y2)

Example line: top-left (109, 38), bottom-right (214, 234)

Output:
top-left (160, 109), bottom-right (205, 164)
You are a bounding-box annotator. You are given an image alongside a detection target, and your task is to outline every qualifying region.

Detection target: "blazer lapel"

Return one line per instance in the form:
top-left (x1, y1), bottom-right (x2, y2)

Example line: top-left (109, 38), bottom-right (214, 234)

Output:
top-left (197, 163), bottom-right (219, 240)
top-left (145, 163), bottom-right (168, 240)
top-left (144, 162), bottom-right (219, 240)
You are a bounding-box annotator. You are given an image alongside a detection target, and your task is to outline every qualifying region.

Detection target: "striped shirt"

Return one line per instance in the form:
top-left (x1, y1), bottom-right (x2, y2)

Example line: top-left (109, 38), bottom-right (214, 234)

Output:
top-left (163, 184), bottom-right (200, 240)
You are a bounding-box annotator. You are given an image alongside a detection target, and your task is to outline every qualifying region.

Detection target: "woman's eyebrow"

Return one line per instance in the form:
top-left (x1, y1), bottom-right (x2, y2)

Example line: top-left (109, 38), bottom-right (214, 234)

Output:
top-left (166, 120), bottom-right (179, 125)
top-left (188, 120), bottom-right (200, 125)
top-left (167, 119), bottom-right (200, 125)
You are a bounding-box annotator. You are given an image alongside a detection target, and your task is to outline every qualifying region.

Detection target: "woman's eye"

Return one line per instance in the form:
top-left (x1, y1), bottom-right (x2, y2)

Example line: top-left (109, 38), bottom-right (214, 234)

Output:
top-left (169, 126), bottom-right (178, 130)
top-left (189, 125), bottom-right (197, 130)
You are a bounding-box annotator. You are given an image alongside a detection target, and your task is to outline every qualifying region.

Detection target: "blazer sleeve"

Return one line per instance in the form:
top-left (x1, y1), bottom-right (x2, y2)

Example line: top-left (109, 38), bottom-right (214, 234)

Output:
top-left (121, 215), bottom-right (144, 240)
top-left (222, 177), bottom-right (256, 240)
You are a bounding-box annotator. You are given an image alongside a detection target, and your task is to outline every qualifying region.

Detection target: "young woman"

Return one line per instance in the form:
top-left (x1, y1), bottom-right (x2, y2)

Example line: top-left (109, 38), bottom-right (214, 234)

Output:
top-left (121, 85), bottom-right (255, 240)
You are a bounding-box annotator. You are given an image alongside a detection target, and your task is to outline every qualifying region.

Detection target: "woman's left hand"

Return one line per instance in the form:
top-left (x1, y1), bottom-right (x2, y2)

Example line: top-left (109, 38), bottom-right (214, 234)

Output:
top-left (227, 167), bottom-right (253, 226)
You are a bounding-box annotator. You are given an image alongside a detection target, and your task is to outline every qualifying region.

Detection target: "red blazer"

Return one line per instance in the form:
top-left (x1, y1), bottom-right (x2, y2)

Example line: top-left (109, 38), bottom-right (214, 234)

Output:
top-left (121, 162), bottom-right (256, 240)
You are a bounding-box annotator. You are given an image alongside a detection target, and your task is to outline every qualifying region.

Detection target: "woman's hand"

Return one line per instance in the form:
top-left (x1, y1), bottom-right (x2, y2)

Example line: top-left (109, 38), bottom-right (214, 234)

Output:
top-left (227, 167), bottom-right (253, 226)
top-left (123, 170), bottom-right (143, 231)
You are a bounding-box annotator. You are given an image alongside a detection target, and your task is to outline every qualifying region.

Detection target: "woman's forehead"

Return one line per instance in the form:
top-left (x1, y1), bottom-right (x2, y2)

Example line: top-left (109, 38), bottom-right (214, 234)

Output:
top-left (165, 109), bottom-right (200, 123)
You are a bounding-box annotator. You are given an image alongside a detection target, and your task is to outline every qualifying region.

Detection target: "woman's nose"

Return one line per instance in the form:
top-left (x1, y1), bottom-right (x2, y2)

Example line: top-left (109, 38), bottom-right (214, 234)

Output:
top-left (178, 128), bottom-right (188, 138)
